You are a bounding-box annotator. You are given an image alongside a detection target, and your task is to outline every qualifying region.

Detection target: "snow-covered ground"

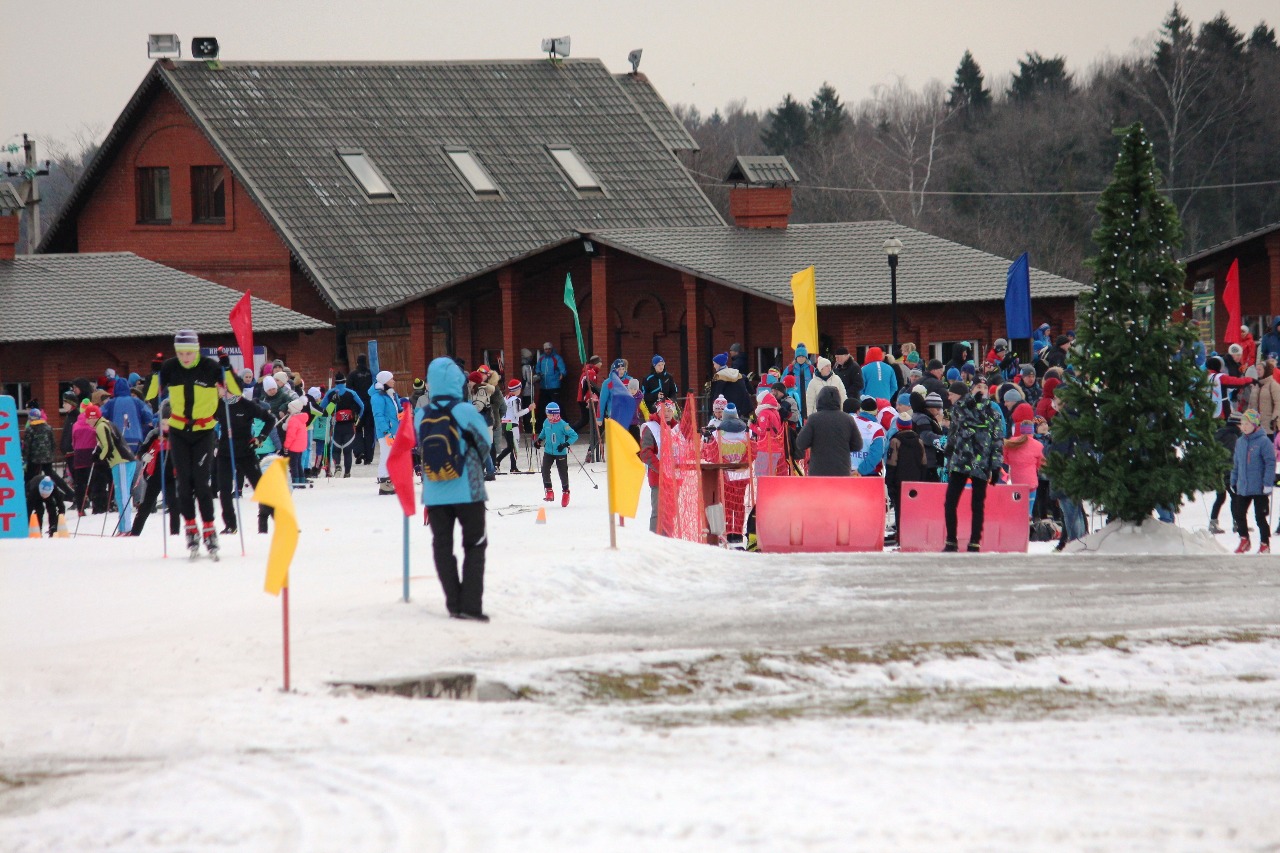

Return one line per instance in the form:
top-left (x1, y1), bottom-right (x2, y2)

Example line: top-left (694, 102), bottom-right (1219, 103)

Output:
top-left (2, 462), bottom-right (1278, 851)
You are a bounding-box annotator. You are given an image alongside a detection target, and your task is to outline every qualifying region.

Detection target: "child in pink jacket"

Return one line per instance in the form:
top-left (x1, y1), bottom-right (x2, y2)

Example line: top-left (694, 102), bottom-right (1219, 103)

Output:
top-left (1003, 403), bottom-right (1044, 517)
top-left (283, 397), bottom-right (310, 485)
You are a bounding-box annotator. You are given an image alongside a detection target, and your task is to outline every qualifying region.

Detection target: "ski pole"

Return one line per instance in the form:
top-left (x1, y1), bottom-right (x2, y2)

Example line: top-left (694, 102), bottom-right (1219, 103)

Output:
top-left (565, 444), bottom-right (599, 489)
top-left (160, 437), bottom-right (168, 558)
top-left (73, 463), bottom-right (96, 538)
top-left (223, 397), bottom-right (247, 556)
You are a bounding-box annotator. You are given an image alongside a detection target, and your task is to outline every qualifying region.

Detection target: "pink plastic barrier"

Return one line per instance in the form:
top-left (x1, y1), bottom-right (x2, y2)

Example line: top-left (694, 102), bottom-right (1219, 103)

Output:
top-left (897, 481), bottom-right (1029, 553)
top-left (756, 476), bottom-right (885, 553)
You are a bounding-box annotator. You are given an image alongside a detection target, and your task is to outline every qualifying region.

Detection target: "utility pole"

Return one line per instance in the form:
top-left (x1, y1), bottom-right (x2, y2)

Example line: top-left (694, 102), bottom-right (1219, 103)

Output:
top-left (3, 135), bottom-right (49, 254)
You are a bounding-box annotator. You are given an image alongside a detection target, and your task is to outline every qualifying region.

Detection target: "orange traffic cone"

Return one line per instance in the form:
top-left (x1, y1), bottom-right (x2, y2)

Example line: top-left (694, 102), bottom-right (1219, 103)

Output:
top-left (535, 507), bottom-right (547, 524)
top-left (28, 512), bottom-right (41, 538)
top-left (55, 515), bottom-right (69, 538)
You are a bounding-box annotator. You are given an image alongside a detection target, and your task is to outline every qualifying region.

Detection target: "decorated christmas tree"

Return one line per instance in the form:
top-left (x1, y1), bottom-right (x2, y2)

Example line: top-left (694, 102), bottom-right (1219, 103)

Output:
top-left (1045, 122), bottom-right (1226, 523)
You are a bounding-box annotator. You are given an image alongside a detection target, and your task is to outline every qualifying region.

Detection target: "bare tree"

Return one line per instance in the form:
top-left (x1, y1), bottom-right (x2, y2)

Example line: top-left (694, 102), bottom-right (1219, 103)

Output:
top-left (852, 78), bottom-right (955, 221)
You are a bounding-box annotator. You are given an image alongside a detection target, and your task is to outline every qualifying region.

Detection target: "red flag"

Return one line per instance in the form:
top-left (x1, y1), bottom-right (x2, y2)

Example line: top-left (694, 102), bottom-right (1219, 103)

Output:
top-left (229, 291), bottom-right (255, 371)
top-left (387, 401), bottom-right (416, 518)
top-left (1222, 260), bottom-right (1241, 345)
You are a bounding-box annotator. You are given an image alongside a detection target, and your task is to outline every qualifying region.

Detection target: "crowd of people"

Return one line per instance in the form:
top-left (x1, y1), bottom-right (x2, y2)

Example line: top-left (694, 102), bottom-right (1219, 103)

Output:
top-left (16, 320), bottom-right (1280, 621)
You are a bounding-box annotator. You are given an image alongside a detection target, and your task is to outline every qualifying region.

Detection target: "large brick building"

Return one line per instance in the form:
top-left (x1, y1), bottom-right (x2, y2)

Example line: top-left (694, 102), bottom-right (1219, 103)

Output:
top-left (32, 57), bottom-right (1083, 401)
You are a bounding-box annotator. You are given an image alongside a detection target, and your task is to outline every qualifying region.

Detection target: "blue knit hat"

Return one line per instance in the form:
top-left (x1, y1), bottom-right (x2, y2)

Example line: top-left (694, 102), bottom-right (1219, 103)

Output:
top-left (545, 402), bottom-right (560, 414)
top-left (652, 354), bottom-right (664, 367)
top-left (946, 367), bottom-right (961, 381)
top-left (795, 343), bottom-right (808, 358)
top-left (713, 353), bottom-right (729, 368)
top-left (724, 403), bottom-right (738, 416)
top-left (896, 394), bottom-right (911, 406)
top-left (39, 477), bottom-right (54, 499)
top-left (611, 359), bottom-right (626, 372)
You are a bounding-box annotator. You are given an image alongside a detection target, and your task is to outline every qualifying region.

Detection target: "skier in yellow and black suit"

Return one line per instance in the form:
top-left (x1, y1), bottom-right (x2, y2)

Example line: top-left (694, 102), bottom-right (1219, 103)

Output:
top-left (146, 329), bottom-right (240, 557)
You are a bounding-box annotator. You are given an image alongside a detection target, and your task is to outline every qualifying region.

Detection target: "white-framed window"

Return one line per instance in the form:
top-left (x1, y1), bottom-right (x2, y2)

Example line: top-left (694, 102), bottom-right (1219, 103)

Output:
top-left (337, 150), bottom-right (396, 199)
top-left (547, 145), bottom-right (603, 194)
top-left (445, 148), bottom-right (500, 197)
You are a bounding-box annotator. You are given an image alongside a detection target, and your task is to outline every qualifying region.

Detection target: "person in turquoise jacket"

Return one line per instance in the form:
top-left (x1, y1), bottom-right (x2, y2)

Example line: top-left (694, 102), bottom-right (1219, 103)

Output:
top-left (422, 357), bottom-right (493, 622)
top-left (369, 370), bottom-right (402, 494)
top-left (536, 401), bottom-right (578, 506)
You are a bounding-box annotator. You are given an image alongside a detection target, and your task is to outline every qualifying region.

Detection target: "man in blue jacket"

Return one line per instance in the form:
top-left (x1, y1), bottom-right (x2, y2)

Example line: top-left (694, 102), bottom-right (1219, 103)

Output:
top-left (1258, 317), bottom-right (1280, 366)
top-left (536, 341), bottom-right (567, 429)
top-left (422, 357), bottom-right (493, 622)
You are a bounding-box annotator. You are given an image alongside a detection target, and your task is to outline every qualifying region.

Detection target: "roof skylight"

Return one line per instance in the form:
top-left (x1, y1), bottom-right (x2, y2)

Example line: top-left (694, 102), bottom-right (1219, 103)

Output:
top-left (338, 151), bottom-right (395, 199)
top-left (445, 148), bottom-right (500, 197)
top-left (548, 146), bottom-right (602, 193)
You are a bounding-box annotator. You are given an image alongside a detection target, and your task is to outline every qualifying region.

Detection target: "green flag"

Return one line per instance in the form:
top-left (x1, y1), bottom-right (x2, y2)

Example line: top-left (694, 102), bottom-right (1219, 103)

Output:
top-left (564, 273), bottom-right (587, 363)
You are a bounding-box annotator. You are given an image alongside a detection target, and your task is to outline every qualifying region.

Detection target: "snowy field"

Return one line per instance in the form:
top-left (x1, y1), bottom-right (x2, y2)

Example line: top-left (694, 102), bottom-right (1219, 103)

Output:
top-left (2, 461), bottom-right (1279, 852)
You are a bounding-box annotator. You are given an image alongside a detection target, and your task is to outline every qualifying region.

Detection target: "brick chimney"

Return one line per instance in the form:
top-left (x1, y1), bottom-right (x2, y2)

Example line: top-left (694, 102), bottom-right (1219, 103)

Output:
top-left (0, 184), bottom-right (24, 260)
top-left (724, 155), bottom-right (798, 230)
top-left (0, 212), bottom-right (17, 260)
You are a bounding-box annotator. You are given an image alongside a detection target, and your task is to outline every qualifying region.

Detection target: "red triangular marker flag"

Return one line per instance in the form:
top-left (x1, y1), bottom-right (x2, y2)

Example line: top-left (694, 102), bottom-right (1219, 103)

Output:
top-left (1222, 260), bottom-right (1241, 345)
top-left (387, 401), bottom-right (417, 518)
top-left (229, 291), bottom-right (255, 371)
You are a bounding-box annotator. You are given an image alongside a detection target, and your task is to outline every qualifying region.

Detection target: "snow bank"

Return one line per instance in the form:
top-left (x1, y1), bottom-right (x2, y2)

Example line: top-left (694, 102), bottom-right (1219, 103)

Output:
top-left (1065, 518), bottom-right (1228, 555)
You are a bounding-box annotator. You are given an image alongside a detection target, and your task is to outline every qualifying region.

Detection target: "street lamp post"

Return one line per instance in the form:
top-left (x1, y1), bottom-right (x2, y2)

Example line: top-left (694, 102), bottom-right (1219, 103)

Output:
top-left (883, 237), bottom-right (903, 355)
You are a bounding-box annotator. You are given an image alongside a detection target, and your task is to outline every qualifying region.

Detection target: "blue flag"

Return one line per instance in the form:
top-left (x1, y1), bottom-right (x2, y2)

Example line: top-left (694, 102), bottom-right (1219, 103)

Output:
top-left (1005, 253), bottom-right (1032, 339)
top-left (606, 382), bottom-right (638, 429)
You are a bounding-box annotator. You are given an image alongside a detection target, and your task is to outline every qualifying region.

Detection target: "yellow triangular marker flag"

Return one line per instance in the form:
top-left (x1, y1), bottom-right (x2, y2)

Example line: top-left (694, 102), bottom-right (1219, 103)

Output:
top-left (250, 457), bottom-right (299, 596)
top-left (790, 265), bottom-right (818, 355)
top-left (605, 419), bottom-right (646, 519)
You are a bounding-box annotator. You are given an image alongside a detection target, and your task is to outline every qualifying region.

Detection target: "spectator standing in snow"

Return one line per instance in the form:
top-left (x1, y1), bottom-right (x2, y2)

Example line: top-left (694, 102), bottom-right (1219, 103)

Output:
top-left (707, 353), bottom-right (755, 420)
top-left (1231, 409), bottom-right (1274, 553)
top-left (805, 357), bottom-right (846, 415)
top-left (535, 342), bottom-right (567, 429)
top-left (370, 370), bottom-right (402, 495)
top-left (832, 346), bottom-right (864, 401)
top-left (1208, 412), bottom-right (1242, 535)
top-left (642, 355), bottom-right (678, 414)
top-left (346, 354), bottom-right (374, 465)
top-left (794, 385), bottom-right (861, 476)
top-left (851, 397), bottom-right (888, 477)
top-left (422, 357), bottom-right (493, 622)
top-left (860, 347), bottom-right (899, 403)
top-left (942, 381), bottom-right (1004, 552)
top-left (782, 345), bottom-right (815, 419)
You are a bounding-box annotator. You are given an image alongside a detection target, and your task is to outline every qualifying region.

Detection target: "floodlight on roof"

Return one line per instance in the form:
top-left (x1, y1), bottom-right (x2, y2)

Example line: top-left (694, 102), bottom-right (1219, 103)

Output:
top-left (627, 49), bottom-right (642, 74)
top-left (147, 33), bottom-right (181, 59)
top-left (540, 36), bottom-right (571, 60)
top-left (191, 37), bottom-right (219, 60)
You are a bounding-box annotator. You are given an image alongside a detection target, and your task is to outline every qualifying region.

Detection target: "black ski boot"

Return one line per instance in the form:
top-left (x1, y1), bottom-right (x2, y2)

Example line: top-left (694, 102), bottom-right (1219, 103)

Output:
top-left (203, 522), bottom-right (220, 562)
top-left (185, 522), bottom-right (201, 560)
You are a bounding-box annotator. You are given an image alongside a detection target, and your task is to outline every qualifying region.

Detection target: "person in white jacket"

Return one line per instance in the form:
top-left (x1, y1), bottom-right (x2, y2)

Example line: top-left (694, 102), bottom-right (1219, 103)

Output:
top-left (494, 379), bottom-right (531, 473)
top-left (805, 356), bottom-right (847, 415)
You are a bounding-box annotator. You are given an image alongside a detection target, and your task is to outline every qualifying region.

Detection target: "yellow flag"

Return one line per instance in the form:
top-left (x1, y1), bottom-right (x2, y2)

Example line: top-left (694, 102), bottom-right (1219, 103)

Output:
top-left (249, 457), bottom-right (298, 596)
top-left (605, 419), bottom-right (646, 519)
top-left (790, 266), bottom-right (818, 355)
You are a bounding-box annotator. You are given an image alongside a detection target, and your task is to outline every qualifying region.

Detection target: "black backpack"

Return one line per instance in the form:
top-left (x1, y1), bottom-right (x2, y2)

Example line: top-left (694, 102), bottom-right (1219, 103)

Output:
top-left (417, 398), bottom-right (473, 482)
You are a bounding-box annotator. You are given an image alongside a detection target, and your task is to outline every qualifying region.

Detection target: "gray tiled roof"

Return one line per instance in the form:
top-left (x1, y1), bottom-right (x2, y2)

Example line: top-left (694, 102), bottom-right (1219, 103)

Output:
top-left (613, 73), bottom-right (699, 152)
top-left (0, 253), bottom-right (331, 343)
top-left (725, 156), bottom-right (799, 186)
top-left (1180, 220), bottom-right (1280, 265)
top-left (49, 59), bottom-right (721, 313)
top-left (588, 222), bottom-right (1086, 307)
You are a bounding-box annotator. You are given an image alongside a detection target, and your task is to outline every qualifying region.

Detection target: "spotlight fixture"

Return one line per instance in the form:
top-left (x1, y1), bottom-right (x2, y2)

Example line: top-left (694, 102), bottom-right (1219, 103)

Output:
top-left (147, 33), bottom-right (181, 59)
top-left (540, 36), bottom-right (571, 60)
top-left (627, 49), bottom-right (642, 74)
top-left (191, 37), bottom-right (220, 60)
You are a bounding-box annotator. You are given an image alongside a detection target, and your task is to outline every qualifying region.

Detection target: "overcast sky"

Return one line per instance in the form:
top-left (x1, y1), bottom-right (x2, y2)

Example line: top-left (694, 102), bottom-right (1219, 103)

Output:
top-left (4, 0), bottom-right (1275, 145)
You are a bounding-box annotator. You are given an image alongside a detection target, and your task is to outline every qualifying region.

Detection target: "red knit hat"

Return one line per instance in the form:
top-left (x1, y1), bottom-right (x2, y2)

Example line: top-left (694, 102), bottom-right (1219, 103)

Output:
top-left (507, 378), bottom-right (522, 391)
top-left (84, 404), bottom-right (102, 420)
top-left (783, 375), bottom-right (796, 388)
top-left (467, 371), bottom-right (483, 384)
top-left (1011, 402), bottom-right (1034, 424)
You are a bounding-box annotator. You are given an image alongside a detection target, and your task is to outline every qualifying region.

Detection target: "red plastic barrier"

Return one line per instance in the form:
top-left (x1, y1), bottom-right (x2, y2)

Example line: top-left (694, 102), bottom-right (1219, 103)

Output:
top-left (897, 481), bottom-right (1029, 553)
top-left (756, 476), bottom-right (886, 553)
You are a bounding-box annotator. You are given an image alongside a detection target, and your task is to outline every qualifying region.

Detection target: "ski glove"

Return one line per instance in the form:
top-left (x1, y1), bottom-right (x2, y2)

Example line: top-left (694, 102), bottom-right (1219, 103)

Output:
top-left (217, 347), bottom-right (232, 370)
top-left (151, 353), bottom-right (164, 373)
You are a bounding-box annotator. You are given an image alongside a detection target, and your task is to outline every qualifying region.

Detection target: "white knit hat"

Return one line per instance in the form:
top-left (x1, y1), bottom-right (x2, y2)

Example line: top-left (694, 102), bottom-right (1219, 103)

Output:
top-left (261, 376), bottom-right (278, 392)
top-left (375, 370), bottom-right (394, 387)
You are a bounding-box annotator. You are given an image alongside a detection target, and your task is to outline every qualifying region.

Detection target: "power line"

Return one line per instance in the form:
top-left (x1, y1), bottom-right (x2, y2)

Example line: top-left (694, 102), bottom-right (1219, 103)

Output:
top-left (689, 168), bottom-right (1280, 198)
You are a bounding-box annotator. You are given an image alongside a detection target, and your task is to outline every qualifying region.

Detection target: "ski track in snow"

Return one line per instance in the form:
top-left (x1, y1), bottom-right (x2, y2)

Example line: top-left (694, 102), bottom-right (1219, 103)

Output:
top-left (2, 466), bottom-right (1279, 850)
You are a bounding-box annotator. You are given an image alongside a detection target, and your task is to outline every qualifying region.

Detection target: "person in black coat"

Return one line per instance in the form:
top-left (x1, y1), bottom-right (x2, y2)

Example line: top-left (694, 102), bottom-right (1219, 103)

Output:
top-left (346, 354), bottom-right (375, 464)
top-left (885, 416), bottom-right (928, 541)
top-left (794, 385), bottom-right (862, 476)
top-left (707, 357), bottom-right (756, 420)
top-left (641, 355), bottom-right (678, 413)
top-left (832, 347), bottom-right (864, 400)
top-left (215, 387), bottom-right (278, 534)
top-left (26, 474), bottom-right (70, 536)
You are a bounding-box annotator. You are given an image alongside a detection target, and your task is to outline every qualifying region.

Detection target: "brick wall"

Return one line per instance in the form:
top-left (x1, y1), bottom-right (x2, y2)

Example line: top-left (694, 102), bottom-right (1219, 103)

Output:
top-left (75, 88), bottom-right (297, 310)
